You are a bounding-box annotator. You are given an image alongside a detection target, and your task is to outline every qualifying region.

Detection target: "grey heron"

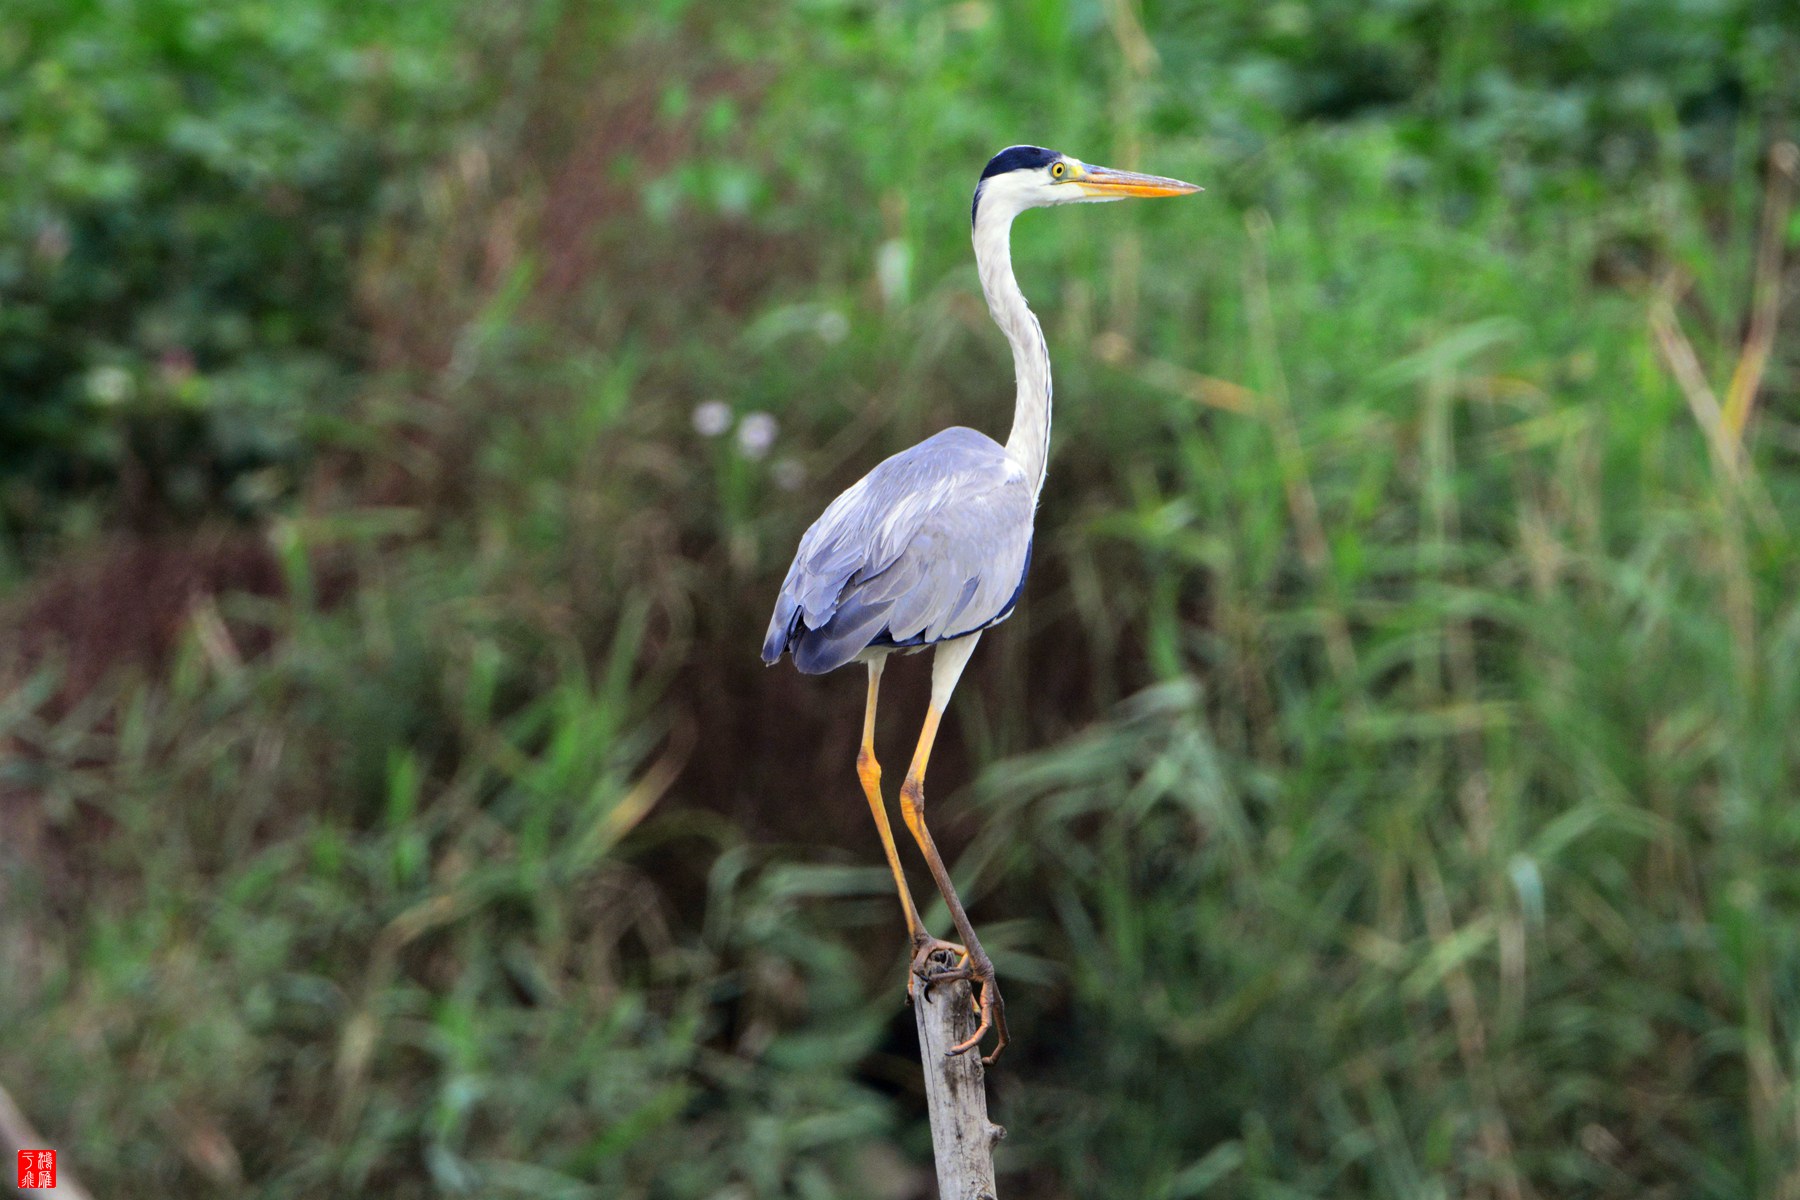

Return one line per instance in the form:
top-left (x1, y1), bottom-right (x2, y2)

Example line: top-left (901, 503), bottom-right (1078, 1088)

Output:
top-left (762, 146), bottom-right (1199, 1062)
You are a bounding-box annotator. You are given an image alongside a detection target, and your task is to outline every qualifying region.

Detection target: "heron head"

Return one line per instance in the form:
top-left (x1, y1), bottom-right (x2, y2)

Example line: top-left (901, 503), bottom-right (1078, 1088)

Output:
top-left (972, 145), bottom-right (1200, 226)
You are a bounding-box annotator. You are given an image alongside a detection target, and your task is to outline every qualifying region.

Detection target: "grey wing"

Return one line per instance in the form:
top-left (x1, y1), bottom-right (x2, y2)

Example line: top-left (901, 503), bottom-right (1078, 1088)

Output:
top-left (763, 427), bottom-right (1036, 675)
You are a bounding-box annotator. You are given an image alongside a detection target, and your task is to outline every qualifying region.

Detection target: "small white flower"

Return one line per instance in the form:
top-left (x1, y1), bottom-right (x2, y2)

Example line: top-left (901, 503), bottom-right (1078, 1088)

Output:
top-left (772, 457), bottom-right (805, 491)
top-left (86, 365), bottom-right (133, 407)
top-left (737, 412), bottom-right (778, 459)
top-left (875, 238), bottom-right (912, 308)
top-left (692, 400), bottom-right (732, 437)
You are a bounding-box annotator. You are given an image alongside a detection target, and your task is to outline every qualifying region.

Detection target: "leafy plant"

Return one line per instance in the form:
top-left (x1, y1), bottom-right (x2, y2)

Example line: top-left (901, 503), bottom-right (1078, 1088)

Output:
top-left (3, 1), bottom-right (1798, 1197)
top-left (0, 0), bottom-right (479, 544)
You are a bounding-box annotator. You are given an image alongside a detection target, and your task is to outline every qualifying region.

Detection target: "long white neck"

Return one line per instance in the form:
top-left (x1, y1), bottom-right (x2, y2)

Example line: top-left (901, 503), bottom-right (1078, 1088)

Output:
top-left (972, 201), bottom-right (1052, 497)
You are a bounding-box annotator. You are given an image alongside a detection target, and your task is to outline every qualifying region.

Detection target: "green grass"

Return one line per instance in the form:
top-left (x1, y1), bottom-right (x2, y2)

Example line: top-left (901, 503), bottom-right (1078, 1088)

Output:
top-left (3, 1), bottom-right (1799, 1197)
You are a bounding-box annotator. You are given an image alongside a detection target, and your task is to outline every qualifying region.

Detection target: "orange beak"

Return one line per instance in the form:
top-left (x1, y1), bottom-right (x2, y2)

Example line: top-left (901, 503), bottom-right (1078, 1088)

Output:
top-left (1073, 164), bottom-right (1202, 198)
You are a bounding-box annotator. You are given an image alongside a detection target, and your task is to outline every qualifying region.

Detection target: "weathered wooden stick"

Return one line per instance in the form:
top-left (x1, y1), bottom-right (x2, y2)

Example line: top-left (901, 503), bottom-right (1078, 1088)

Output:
top-left (913, 961), bottom-right (1004, 1199)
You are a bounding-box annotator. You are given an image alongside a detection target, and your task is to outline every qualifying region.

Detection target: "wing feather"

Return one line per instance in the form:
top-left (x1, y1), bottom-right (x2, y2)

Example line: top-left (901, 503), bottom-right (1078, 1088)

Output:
top-left (762, 427), bottom-right (1035, 674)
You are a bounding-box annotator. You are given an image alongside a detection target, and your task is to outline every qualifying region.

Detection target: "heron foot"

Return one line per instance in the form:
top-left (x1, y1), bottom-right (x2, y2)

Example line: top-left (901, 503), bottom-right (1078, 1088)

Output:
top-left (913, 946), bottom-right (1009, 1064)
top-left (906, 935), bottom-right (968, 1002)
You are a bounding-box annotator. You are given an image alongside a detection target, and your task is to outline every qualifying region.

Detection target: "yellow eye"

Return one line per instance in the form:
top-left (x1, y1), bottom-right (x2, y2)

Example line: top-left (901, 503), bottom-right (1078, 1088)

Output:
top-left (1051, 161), bottom-right (1067, 178)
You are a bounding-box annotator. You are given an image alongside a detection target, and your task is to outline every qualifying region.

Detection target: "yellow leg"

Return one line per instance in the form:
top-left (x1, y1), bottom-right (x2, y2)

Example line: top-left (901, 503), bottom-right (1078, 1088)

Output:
top-left (857, 659), bottom-right (930, 942)
top-left (897, 638), bottom-right (1009, 1063)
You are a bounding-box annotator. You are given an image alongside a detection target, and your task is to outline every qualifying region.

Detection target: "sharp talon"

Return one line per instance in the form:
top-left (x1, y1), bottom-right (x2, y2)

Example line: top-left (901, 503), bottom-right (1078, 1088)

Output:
top-left (947, 1022), bottom-right (986, 1057)
top-left (941, 968), bottom-right (1009, 1062)
top-left (909, 936), bottom-right (965, 1008)
top-left (909, 936), bottom-right (967, 981)
top-left (946, 1012), bottom-right (990, 1057)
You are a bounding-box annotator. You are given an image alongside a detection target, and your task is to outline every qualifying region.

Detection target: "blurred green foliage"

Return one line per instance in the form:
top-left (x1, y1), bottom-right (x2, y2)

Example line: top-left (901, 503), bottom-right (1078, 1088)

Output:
top-left (3, 0), bottom-right (1800, 1198)
top-left (0, 0), bottom-right (479, 544)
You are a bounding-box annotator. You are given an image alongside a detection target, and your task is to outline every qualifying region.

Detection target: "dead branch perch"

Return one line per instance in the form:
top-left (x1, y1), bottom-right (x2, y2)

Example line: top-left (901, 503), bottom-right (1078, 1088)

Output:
top-left (912, 959), bottom-right (1004, 1200)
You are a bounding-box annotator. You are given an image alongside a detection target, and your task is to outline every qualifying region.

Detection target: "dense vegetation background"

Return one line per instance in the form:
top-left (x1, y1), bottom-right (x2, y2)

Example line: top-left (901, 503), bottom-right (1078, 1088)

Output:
top-left (3, 0), bottom-right (1798, 1196)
